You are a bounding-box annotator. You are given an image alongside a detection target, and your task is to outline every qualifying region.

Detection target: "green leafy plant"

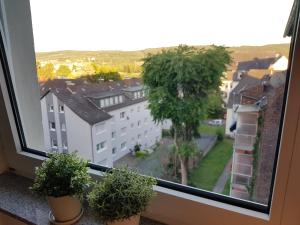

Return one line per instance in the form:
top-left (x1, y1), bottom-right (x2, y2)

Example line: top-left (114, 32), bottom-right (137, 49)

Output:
top-left (88, 168), bottom-right (156, 224)
top-left (133, 143), bottom-right (141, 153)
top-left (135, 150), bottom-right (149, 159)
top-left (216, 128), bottom-right (224, 141)
top-left (30, 152), bottom-right (91, 198)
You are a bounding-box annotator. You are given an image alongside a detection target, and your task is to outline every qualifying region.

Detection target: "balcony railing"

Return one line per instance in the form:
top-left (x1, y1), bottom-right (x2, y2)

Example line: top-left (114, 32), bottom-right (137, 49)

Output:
top-left (231, 188), bottom-right (250, 200)
top-left (232, 174), bottom-right (251, 186)
top-left (236, 124), bottom-right (257, 136)
top-left (233, 163), bottom-right (252, 176)
top-left (234, 134), bottom-right (256, 151)
top-left (234, 153), bottom-right (253, 165)
top-left (238, 113), bottom-right (258, 125)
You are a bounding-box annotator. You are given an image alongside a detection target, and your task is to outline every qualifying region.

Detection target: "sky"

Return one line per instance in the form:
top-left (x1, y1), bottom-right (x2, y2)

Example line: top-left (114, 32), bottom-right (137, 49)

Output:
top-left (30, 0), bottom-right (293, 52)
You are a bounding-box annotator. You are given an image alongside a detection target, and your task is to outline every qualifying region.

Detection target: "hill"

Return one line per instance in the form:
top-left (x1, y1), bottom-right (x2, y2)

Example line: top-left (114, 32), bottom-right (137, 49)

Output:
top-left (36, 44), bottom-right (290, 65)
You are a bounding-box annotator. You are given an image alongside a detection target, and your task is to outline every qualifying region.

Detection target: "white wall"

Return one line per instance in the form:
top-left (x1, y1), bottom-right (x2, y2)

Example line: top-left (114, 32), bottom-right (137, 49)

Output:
top-left (105, 101), bottom-right (162, 163)
top-left (40, 97), bottom-right (51, 150)
top-left (64, 105), bottom-right (93, 161)
top-left (225, 108), bottom-right (236, 137)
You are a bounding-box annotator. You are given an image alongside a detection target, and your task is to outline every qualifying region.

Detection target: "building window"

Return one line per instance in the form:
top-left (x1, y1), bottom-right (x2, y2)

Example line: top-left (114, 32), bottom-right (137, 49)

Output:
top-left (121, 142), bottom-right (126, 150)
top-left (105, 98), bottom-right (110, 106)
top-left (63, 141), bottom-right (68, 149)
top-left (119, 95), bottom-right (123, 103)
top-left (114, 96), bottom-right (119, 104)
top-left (96, 141), bottom-right (106, 152)
top-left (100, 99), bottom-right (105, 107)
top-left (51, 139), bottom-right (58, 148)
top-left (49, 105), bottom-right (54, 112)
top-left (112, 147), bottom-right (117, 155)
top-left (112, 131), bottom-right (116, 139)
top-left (120, 111), bottom-right (125, 119)
top-left (138, 120), bottom-right (141, 127)
top-left (59, 105), bottom-right (64, 113)
top-left (61, 123), bottom-right (66, 131)
top-left (50, 122), bottom-right (56, 131)
top-left (95, 122), bottom-right (105, 134)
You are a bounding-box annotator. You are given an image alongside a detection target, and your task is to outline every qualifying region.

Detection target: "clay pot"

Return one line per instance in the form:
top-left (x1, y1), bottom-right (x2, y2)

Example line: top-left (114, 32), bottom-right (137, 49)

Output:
top-left (107, 215), bottom-right (140, 225)
top-left (47, 195), bottom-right (82, 222)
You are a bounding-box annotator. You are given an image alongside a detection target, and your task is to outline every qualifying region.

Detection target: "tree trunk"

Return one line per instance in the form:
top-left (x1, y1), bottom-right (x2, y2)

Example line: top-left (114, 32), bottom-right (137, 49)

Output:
top-left (180, 156), bottom-right (189, 185)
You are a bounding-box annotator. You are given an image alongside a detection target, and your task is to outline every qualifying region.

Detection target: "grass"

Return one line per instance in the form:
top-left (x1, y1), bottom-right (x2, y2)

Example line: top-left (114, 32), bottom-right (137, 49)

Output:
top-left (198, 124), bottom-right (225, 136)
top-left (222, 177), bottom-right (231, 196)
top-left (189, 138), bottom-right (233, 191)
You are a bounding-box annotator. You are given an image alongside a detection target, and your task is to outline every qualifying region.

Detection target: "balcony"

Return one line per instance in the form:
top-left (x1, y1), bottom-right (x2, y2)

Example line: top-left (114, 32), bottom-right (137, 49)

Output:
top-left (232, 174), bottom-right (251, 186)
top-left (234, 153), bottom-right (253, 165)
top-left (232, 163), bottom-right (252, 176)
top-left (234, 134), bottom-right (256, 151)
top-left (236, 124), bottom-right (257, 136)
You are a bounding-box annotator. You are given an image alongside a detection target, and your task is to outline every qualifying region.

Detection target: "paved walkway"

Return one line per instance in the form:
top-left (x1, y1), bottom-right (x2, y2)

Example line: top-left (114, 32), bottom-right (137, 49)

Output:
top-left (213, 158), bottom-right (232, 193)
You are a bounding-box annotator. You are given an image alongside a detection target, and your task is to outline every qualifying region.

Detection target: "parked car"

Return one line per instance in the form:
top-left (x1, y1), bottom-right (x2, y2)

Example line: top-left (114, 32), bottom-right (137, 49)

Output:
top-left (208, 119), bottom-right (223, 126)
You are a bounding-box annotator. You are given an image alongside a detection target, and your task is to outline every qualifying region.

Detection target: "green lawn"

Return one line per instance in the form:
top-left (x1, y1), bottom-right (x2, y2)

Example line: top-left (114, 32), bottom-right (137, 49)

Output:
top-left (222, 177), bottom-right (231, 195)
top-left (189, 138), bottom-right (233, 191)
top-left (198, 124), bottom-right (225, 136)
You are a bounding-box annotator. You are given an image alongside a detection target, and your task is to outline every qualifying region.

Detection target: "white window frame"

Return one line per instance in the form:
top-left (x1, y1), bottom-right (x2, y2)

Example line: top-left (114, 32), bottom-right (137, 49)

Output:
top-left (61, 123), bottom-right (66, 132)
top-left (1, 1), bottom-right (300, 225)
top-left (51, 138), bottom-right (58, 149)
top-left (121, 142), bottom-right (126, 151)
top-left (49, 121), bottom-right (56, 131)
top-left (49, 105), bottom-right (54, 112)
top-left (58, 105), bottom-right (64, 113)
top-left (120, 111), bottom-right (125, 119)
top-left (96, 141), bottom-right (106, 152)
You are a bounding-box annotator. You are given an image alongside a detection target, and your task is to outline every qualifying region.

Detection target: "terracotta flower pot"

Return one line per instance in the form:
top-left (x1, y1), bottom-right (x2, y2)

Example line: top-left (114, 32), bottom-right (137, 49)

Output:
top-left (47, 195), bottom-right (82, 222)
top-left (107, 215), bottom-right (140, 225)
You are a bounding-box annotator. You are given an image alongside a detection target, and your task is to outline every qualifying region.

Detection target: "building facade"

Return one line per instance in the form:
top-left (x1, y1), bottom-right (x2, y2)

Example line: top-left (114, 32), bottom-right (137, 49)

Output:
top-left (40, 78), bottom-right (162, 167)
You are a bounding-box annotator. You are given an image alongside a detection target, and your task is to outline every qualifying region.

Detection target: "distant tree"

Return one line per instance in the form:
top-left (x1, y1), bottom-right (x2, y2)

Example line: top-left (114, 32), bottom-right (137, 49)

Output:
top-left (56, 64), bottom-right (72, 78)
top-left (206, 91), bottom-right (225, 119)
top-left (82, 71), bottom-right (121, 82)
top-left (143, 45), bottom-right (232, 185)
top-left (36, 63), bottom-right (55, 81)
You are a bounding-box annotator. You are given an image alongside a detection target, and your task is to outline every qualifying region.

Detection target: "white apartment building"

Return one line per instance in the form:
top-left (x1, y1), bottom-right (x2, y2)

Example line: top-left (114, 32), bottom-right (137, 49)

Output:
top-left (40, 78), bottom-right (162, 167)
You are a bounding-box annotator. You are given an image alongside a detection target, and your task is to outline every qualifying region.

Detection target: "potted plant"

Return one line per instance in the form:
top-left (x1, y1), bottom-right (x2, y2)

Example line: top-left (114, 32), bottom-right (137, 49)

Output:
top-left (88, 168), bottom-right (157, 225)
top-left (30, 152), bottom-right (91, 224)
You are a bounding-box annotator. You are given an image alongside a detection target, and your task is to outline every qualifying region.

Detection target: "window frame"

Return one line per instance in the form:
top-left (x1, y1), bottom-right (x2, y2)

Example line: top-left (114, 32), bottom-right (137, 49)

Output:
top-left (0, 1), bottom-right (300, 225)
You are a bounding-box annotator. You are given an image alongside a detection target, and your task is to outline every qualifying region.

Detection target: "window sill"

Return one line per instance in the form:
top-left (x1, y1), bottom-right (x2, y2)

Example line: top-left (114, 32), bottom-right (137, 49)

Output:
top-left (0, 172), bottom-right (165, 225)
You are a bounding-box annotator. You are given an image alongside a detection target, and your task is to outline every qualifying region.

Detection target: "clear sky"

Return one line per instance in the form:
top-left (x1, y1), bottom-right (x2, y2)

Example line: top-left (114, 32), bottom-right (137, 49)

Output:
top-left (30, 0), bottom-right (293, 52)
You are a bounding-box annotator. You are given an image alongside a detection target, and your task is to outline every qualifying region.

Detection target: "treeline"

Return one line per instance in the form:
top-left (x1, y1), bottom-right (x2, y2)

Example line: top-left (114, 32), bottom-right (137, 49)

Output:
top-left (36, 61), bottom-right (142, 82)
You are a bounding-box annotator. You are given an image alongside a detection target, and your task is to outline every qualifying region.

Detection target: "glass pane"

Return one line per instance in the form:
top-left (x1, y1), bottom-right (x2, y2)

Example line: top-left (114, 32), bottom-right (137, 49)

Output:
top-left (29, 0), bottom-right (293, 206)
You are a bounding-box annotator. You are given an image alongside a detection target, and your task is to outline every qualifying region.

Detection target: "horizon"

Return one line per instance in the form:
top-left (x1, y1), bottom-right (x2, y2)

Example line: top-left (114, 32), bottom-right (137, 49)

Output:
top-left (35, 43), bottom-right (290, 54)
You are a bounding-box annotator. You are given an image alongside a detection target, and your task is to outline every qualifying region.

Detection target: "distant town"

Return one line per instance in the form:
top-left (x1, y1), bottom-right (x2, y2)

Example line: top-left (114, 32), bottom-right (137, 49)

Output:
top-left (38, 44), bottom-right (289, 205)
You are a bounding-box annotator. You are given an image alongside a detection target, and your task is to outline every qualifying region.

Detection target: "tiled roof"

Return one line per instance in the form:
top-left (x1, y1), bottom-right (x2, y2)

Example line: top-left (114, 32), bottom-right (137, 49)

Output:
top-left (40, 78), bottom-right (145, 125)
top-left (232, 57), bottom-right (276, 81)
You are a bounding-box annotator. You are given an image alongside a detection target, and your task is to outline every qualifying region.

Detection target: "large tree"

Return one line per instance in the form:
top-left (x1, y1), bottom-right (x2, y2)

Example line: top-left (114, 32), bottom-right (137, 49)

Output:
top-left (36, 63), bottom-right (55, 81)
top-left (142, 45), bottom-right (232, 185)
top-left (56, 64), bottom-right (72, 78)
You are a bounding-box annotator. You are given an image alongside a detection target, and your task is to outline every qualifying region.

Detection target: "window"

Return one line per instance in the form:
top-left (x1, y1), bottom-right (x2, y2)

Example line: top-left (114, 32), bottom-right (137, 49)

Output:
top-left (61, 123), bottom-right (66, 131)
top-left (105, 98), bottom-right (110, 106)
top-left (49, 105), bottom-right (54, 112)
top-left (96, 141), bottom-right (106, 152)
top-left (50, 122), bottom-right (56, 131)
top-left (109, 97), bottom-right (114, 105)
top-left (100, 99), bottom-right (105, 107)
top-left (134, 92), bottom-right (138, 99)
top-left (121, 142), bottom-right (126, 150)
top-left (63, 141), bottom-right (68, 149)
top-left (51, 138), bottom-right (58, 148)
top-left (137, 120), bottom-right (141, 127)
top-left (111, 131), bottom-right (116, 139)
top-left (119, 95), bottom-right (123, 103)
top-left (59, 105), bottom-right (64, 113)
top-left (95, 122), bottom-right (105, 134)
top-left (114, 96), bottom-right (119, 104)
top-left (1, 1), bottom-right (298, 223)
top-left (112, 147), bottom-right (116, 155)
top-left (120, 111), bottom-right (125, 119)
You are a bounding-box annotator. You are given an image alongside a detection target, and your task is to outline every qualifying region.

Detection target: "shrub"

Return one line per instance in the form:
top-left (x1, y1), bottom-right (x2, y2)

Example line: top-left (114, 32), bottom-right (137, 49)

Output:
top-left (88, 168), bottom-right (156, 223)
top-left (216, 128), bottom-right (224, 141)
top-left (30, 152), bottom-right (91, 198)
top-left (133, 143), bottom-right (141, 153)
top-left (135, 150), bottom-right (148, 159)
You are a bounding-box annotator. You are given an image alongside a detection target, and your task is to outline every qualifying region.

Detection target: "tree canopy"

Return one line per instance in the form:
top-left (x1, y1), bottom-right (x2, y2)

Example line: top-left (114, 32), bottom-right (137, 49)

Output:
top-left (143, 45), bottom-right (232, 129)
top-left (142, 45), bottom-right (232, 184)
